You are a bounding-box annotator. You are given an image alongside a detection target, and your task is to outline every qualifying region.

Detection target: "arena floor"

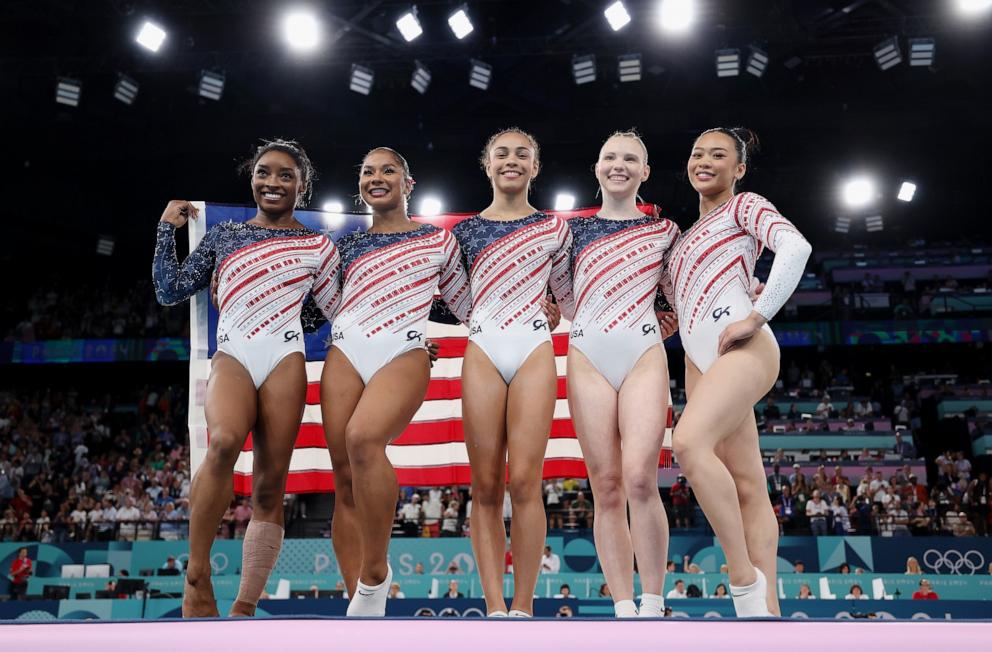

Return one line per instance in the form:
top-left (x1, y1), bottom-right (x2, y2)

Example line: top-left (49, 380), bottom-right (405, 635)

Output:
top-left (2, 617), bottom-right (988, 650)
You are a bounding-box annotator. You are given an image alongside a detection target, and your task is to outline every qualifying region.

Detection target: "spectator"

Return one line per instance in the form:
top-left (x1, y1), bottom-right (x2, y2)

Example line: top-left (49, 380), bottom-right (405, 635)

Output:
top-left (422, 492), bottom-right (442, 538)
top-left (893, 432), bottom-right (917, 459)
top-left (712, 583), bottom-right (729, 599)
top-left (160, 555), bottom-right (183, 574)
top-left (793, 560), bottom-right (806, 574)
top-left (670, 475), bottom-right (692, 528)
top-left (598, 583), bottom-right (611, 598)
top-left (440, 500), bottom-right (460, 537)
top-left (387, 582), bottom-right (405, 599)
top-left (845, 584), bottom-right (868, 600)
top-left (815, 395), bottom-right (834, 419)
top-left (232, 498), bottom-right (252, 538)
top-left (399, 494), bottom-right (423, 537)
top-left (830, 496), bottom-right (850, 534)
top-left (413, 562), bottom-right (425, 575)
top-left (443, 580), bottom-right (463, 599)
top-left (665, 579), bottom-right (687, 600)
top-left (767, 464), bottom-right (788, 502)
top-left (763, 397), bottom-right (781, 421)
top-left (570, 491), bottom-right (592, 529)
top-left (905, 556), bottom-right (922, 575)
top-left (775, 485), bottom-right (798, 532)
top-left (7, 546), bottom-right (32, 600)
top-left (912, 579), bottom-right (939, 600)
top-left (540, 545), bottom-right (561, 574)
top-left (806, 490), bottom-right (829, 535)
top-left (556, 604), bottom-right (574, 618)
top-left (554, 583), bottom-right (575, 599)
top-left (797, 583), bottom-right (815, 599)
top-left (951, 511), bottom-right (977, 537)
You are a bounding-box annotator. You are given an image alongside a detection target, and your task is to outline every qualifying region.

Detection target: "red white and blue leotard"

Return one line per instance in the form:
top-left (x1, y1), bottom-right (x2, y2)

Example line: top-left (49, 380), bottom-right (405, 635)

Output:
top-left (331, 223), bottom-right (471, 384)
top-left (562, 214), bottom-right (681, 391)
top-left (153, 220), bottom-right (341, 388)
top-left (451, 212), bottom-right (573, 384)
top-left (665, 192), bottom-right (811, 373)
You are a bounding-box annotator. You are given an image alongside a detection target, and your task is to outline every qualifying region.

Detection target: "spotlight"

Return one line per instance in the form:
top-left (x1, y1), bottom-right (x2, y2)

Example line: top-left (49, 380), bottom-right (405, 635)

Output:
top-left (908, 38), bottom-right (935, 67)
top-left (834, 216), bottom-right (851, 234)
top-left (136, 21), bottom-right (166, 53)
top-left (715, 49), bottom-right (740, 77)
top-left (955, 0), bottom-right (992, 15)
top-left (554, 193), bottom-right (576, 211)
top-left (282, 10), bottom-right (321, 53)
top-left (198, 70), bottom-right (225, 101)
top-left (865, 215), bottom-right (884, 233)
top-left (897, 182), bottom-right (917, 202)
top-left (873, 37), bottom-right (902, 71)
top-left (448, 6), bottom-right (474, 39)
top-left (350, 64), bottom-right (374, 95)
top-left (96, 235), bottom-right (115, 256)
top-left (55, 77), bottom-right (81, 107)
top-left (469, 59), bottom-right (492, 90)
top-left (745, 47), bottom-right (769, 77)
top-left (618, 53), bottom-right (641, 82)
top-left (396, 8), bottom-right (423, 42)
top-left (322, 200), bottom-right (344, 213)
top-left (113, 74), bottom-right (139, 105)
top-left (658, 0), bottom-right (695, 34)
top-left (411, 61), bottom-right (431, 94)
top-left (604, 1), bottom-right (632, 31)
top-left (572, 54), bottom-right (597, 85)
top-left (419, 196), bottom-right (443, 217)
top-left (841, 177), bottom-right (876, 209)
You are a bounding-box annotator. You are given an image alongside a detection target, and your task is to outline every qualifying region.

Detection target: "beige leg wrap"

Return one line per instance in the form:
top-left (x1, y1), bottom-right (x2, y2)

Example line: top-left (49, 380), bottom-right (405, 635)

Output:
top-left (234, 520), bottom-right (284, 607)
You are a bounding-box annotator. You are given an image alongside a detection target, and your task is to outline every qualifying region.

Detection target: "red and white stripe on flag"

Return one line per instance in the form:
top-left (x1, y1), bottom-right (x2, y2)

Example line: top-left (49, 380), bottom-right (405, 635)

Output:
top-left (186, 204), bottom-right (673, 495)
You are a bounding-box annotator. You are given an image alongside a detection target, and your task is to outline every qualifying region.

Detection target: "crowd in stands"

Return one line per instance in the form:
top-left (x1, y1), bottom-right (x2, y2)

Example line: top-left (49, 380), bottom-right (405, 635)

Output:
top-left (0, 384), bottom-right (196, 543)
top-left (4, 278), bottom-right (187, 342)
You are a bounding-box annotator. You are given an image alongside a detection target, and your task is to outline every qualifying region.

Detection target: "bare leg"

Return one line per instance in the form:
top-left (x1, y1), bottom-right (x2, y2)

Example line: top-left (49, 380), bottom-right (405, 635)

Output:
top-left (566, 349), bottom-right (631, 602)
top-left (617, 345), bottom-right (670, 597)
top-left (346, 349), bottom-right (431, 585)
top-left (686, 358), bottom-right (781, 615)
top-left (321, 349), bottom-right (366, 599)
top-left (672, 331), bottom-right (779, 587)
top-left (230, 352), bottom-right (306, 616)
top-left (461, 341), bottom-right (509, 615)
top-left (184, 353), bottom-right (256, 618)
top-left (505, 342), bottom-right (557, 616)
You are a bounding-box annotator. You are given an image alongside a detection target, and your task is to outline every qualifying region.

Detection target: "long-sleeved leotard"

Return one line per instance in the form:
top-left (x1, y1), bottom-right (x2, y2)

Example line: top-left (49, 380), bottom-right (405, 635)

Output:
top-left (331, 223), bottom-right (471, 384)
top-left (451, 212), bottom-right (573, 384)
top-left (665, 192), bottom-right (811, 373)
top-left (565, 215), bottom-right (681, 391)
top-left (153, 220), bottom-right (341, 387)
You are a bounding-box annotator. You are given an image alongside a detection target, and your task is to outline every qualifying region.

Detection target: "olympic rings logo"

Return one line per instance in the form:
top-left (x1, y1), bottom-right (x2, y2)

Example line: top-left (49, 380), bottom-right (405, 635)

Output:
top-left (922, 549), bottom-right (985, 575)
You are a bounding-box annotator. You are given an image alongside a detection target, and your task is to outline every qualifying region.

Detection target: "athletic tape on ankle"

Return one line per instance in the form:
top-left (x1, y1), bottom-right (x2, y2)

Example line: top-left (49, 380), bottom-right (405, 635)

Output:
top-left (235, 520), bottom-right (284, 607)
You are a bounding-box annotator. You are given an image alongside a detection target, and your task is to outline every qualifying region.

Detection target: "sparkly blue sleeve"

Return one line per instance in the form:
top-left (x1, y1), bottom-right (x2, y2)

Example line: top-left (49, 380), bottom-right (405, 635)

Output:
top-left (152, 222), bottom-right (217, 306)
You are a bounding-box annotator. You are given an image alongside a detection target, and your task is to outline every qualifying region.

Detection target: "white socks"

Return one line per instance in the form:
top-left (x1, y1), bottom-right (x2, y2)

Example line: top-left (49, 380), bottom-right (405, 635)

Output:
top-left (638, 593), bottom-right (665, 618)
top-left (346, 564), bottom-right (393, 617)
top-left (730, 567), bottom-right (772, 618)
top-left (508, 609), bottom-right (531, 618)
top-left (487, 610), bottom-right (508, 617)
top-left (614, 599), bottom-right (638, 618)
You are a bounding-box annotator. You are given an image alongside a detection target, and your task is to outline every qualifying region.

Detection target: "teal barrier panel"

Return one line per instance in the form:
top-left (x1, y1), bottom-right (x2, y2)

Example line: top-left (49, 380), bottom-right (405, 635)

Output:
top-left (938, 399), bottom-right (992, 417)
top-left (758, 434), bottom-right (896, 451)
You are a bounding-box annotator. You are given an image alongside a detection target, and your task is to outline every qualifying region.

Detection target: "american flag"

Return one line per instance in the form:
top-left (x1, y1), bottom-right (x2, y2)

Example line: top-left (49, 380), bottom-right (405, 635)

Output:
top-left (186, 203), bottom-right (672, 495)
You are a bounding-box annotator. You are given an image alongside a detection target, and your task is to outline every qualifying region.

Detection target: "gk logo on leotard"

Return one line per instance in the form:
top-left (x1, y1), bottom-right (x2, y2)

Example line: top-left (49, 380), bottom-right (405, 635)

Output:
top-left (712, 306), bottom-right (731, 322)
top-left (532, 319), bottom-right (548, 331)
top-left (218, 334), bottom-right (230, 344)
top-left (642, 324), bottom-right (657, 336)
top-left (284, 330), bottom-right (301, 342)
top-left (406, 330), bottom-right (423, 342)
